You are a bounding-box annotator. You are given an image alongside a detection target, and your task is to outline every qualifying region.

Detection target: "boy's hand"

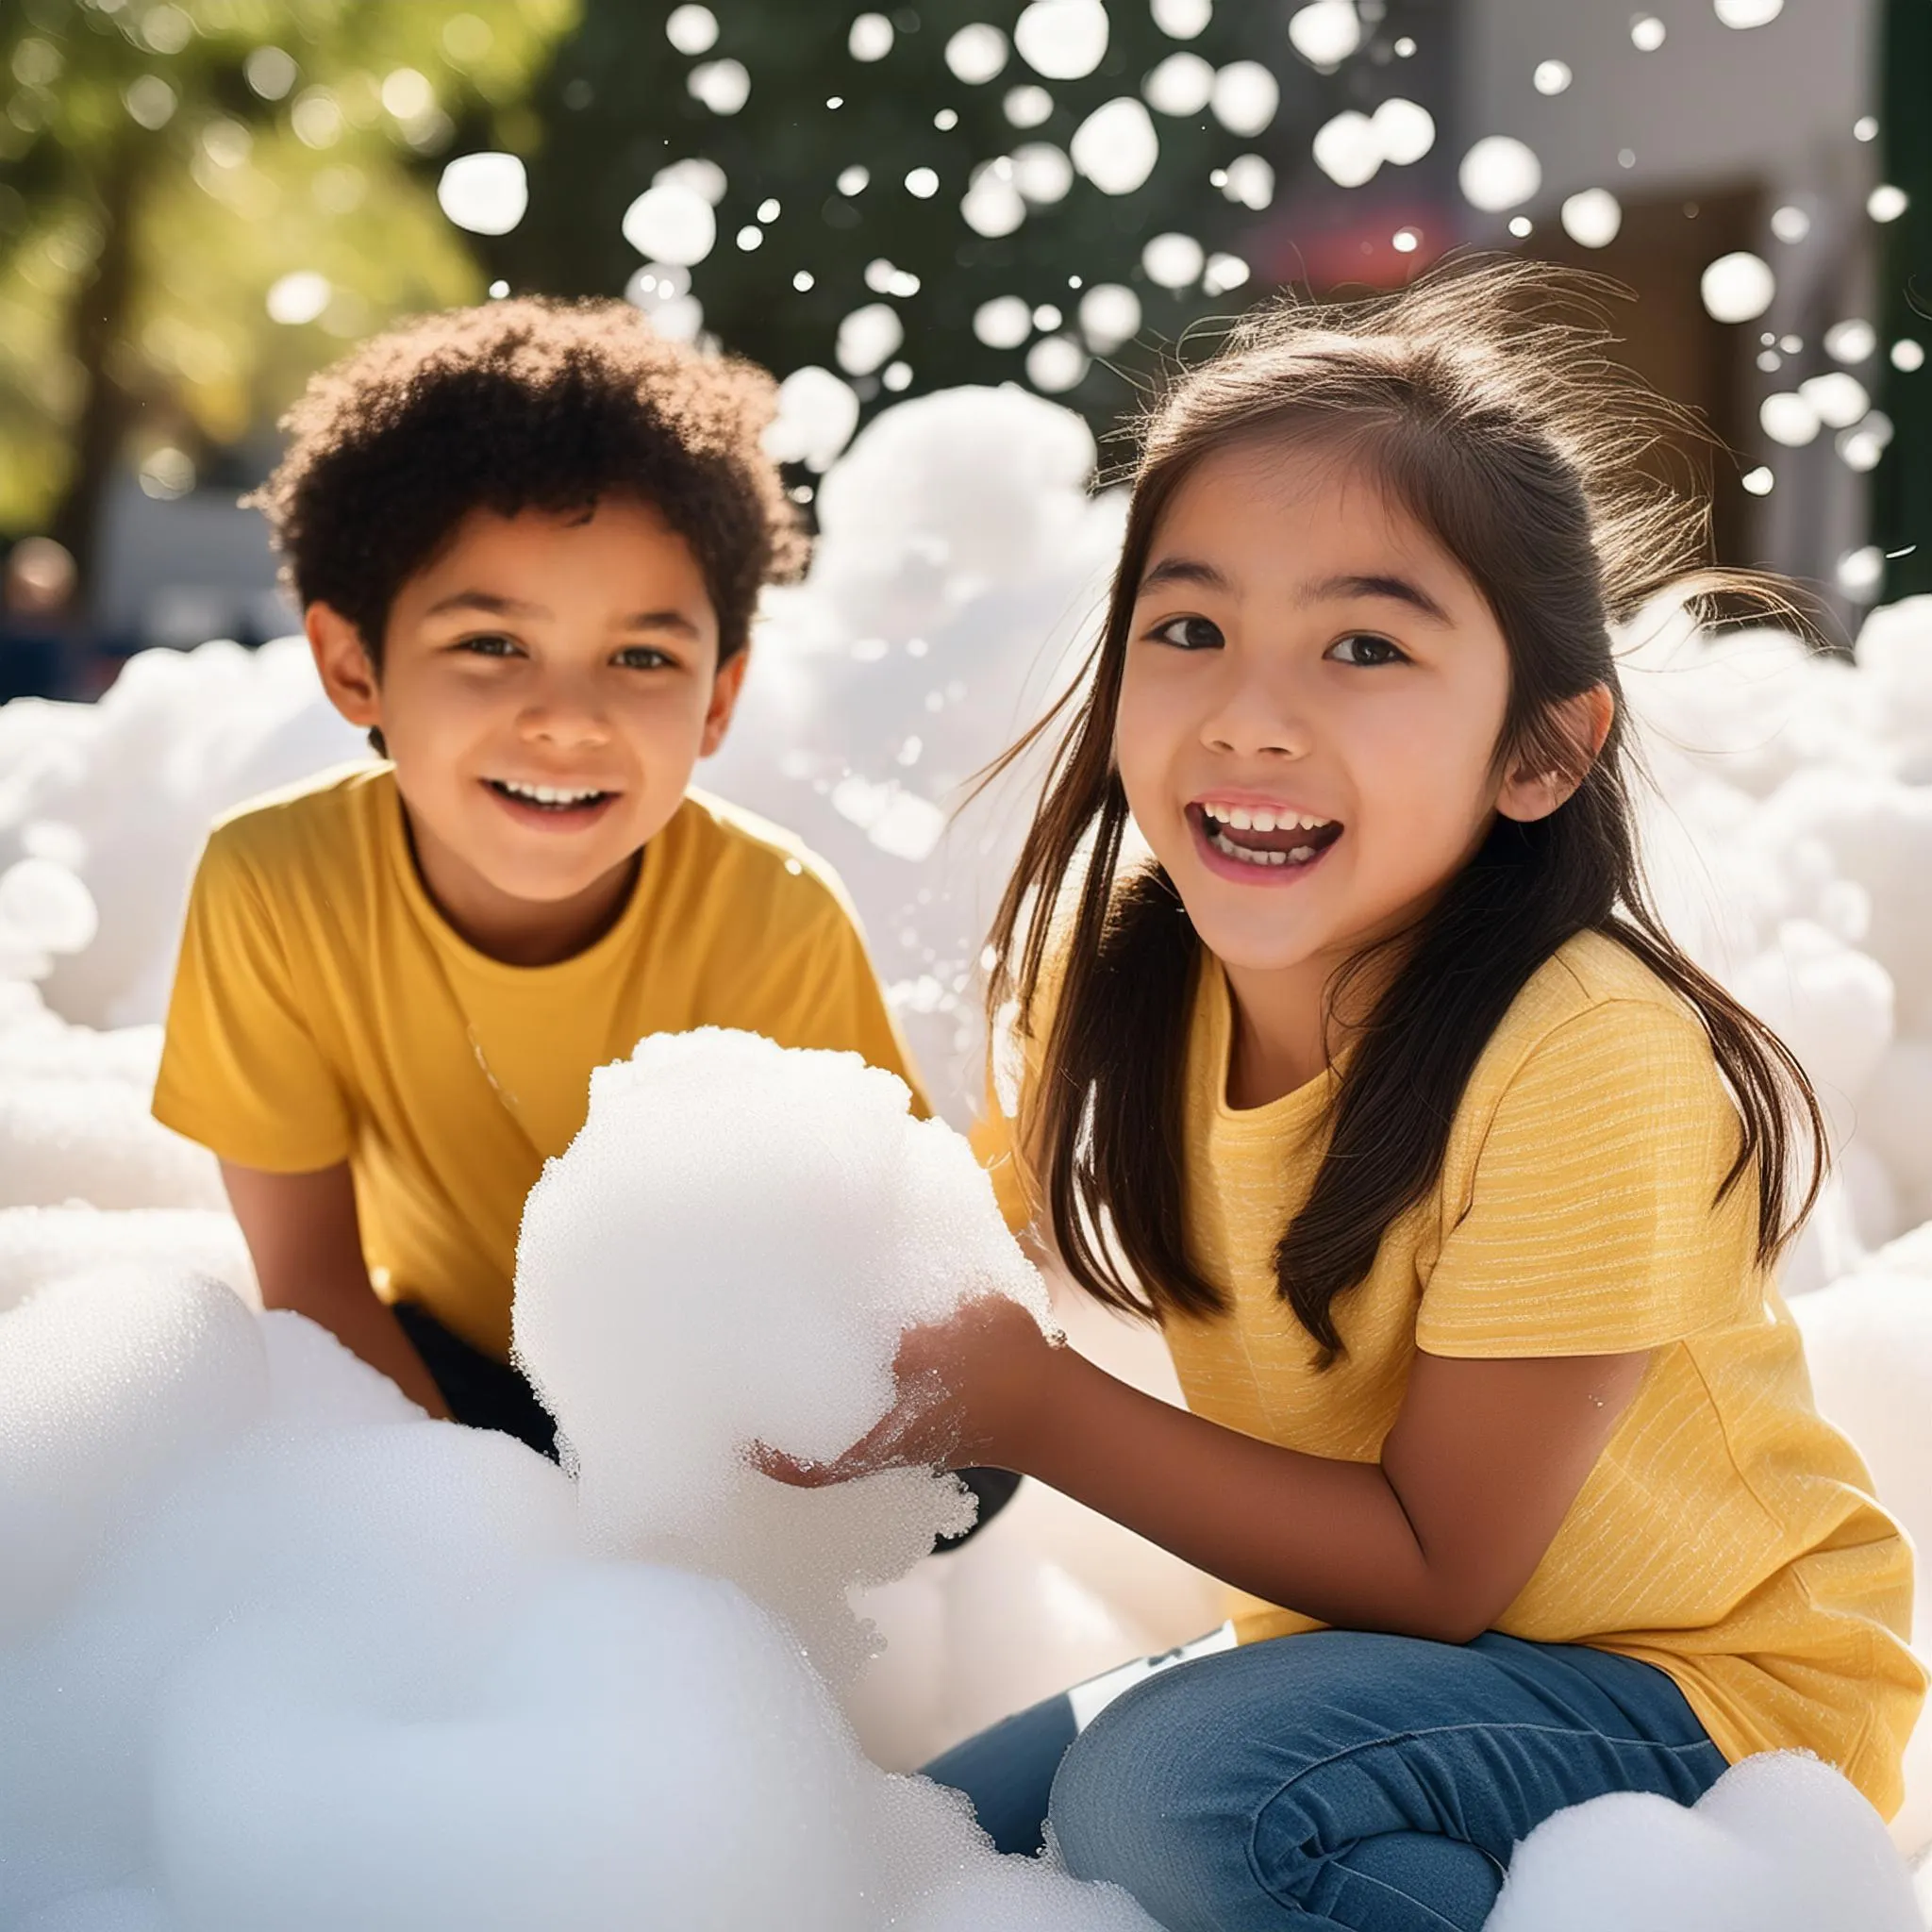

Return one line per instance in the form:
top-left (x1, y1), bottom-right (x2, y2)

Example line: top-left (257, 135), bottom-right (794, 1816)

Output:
top-left (752, 1292), bottom-right (1059, 1486)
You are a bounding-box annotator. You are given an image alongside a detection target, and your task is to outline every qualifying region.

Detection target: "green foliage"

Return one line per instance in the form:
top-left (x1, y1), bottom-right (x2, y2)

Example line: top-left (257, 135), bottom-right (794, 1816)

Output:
top-left (0, 0), bottom-right (576, 536)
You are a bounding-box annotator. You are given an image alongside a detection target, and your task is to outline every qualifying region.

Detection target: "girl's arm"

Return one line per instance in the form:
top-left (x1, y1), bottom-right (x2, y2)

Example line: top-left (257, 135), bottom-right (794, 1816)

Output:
top-left (221, 1158), bottom-right (452, 1420)
top-left (789, 1296), bottom-right (1648, 1645)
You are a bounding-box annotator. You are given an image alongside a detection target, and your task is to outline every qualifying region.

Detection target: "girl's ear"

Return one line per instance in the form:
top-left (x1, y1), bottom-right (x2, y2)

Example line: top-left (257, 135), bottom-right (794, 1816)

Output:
top-left (1496, 683), bottom-right (1614, 824)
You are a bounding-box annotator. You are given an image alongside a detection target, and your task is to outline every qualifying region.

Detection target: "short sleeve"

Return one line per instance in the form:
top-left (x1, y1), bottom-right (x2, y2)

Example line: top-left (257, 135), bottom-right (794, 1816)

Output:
top-left (150, 830), bottom-right (354, 1173)
top-left (1416, 999), bottom-right (1758, 1358)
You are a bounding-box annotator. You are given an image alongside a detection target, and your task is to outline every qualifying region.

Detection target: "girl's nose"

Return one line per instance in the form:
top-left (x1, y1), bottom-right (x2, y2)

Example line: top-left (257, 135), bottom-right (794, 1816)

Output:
top-left (1199, 668), bottom-right (1314, 760)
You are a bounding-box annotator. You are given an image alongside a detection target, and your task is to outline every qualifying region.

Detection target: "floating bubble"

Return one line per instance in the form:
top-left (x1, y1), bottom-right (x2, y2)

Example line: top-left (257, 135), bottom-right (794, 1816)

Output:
top-left (905, 166), bottom-right (939, 199)
top-left (125, 74), bottom-right (178, 129)
top-left (1759, 391), bottom-right (1821, 447)
top-left (1393, 226), bottom-right (1422, 253)
top-left (1799, 372), bottom-right (1871, 429)
top-left (1025, 336), bottom-right (1089, 393)
top-left (945, 24), bottom-right (1008, 83)
top-left (657, 157), bottom-right (728, 204)
top-left (1458, 135), bottom-right (1541, 212)
top-left (1143, 52), bottom-right (1214, 114)
top-left (436, 151), bottom-right (527, 235)
top-left (1771, 204), bottom-right (1810, 243)
top-left (1202, 252), bottom-right (1250, 295)
top-left (1287, 0), bottom-right (1361, 71)
top-left (1838, 413), bottom-right (1893, 474)
top-left (973, 294), bottom-right (1032, 348)
top-left (1892, 339), bottom-right (1925, 373)
top-left (1837, 546), bottom-right (1885, 600)
top-left (961, 158), bottom-right (1026, 237)
top-left (1630, 15), bottom-right (1666, 50)
top-left (665, 5), bottom-right (719, 55)
top-left (1869, 184), bottom-right (1908, 224)
top-left (1004, 84), bottom-right (1054, 127)
top-left (881, 360), bottom-right (912, 392)
top-left (1560, 188), bottom-right (1623, 249)
top-left (1152, 0), bottom-right (1212, 37)
top-left (380, 68), bottom-right (435, 121)
top-left (1700, 251), bottom-right (1774, 324)
top-left (0, 860), bottom-right (98, 956)
top-left (1210, 61), bottom-right (1278, 136)
top-left (763, 367), bottom-right (861, 472)
top-left (1012, 142), bottom-right (1074, 203)
top-left (264, 272), bottom-right (330, 325)
top-left (1854, 114), bottom-right (1879, 142)
top-left (1312, 109), bottom-right (1381, 188)
top-left (1078, 283), bottom-right (1141, 352)
top-left (1221, 153), bottom-right (1274, 208)
top-left (621, 182), bottom-right (717, 265)
top-left (849, 13), bottom-right (894, 60)
top-left (1071, 97), bottom-right (1159, 194)
top-left (1741, 465), bottom-right (1774, 496)
top-left (1014, 0), bottom-right (1109, 80)
top-left (1141, 231), bottom-right (1205, 289)
top-left (1372, 97), bottom-right (1435, 165)
top-left (736, 224), bottom-right (762, 250)
top-left (649, 295), bottom-right (704, 342)
top-left (243, 45), bottom-right (296, 99)
top-left (1824, 320), bottom-right (1877, 366)
top-left (1715, 0), bottom-right (1782, 24)
top-left (689, 58), bottom-right (749, 113)
top-left (1533, 58), bottom-right (1572, 94)
top-left (837, 163), bottom-right (869, 196)
top-left (835, 303), bottom-right (904, 376)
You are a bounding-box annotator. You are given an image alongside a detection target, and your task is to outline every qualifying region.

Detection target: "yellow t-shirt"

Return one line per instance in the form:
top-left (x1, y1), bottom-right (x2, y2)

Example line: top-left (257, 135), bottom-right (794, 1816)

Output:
top-left (981, 927), bottom-right (1924, 1817)
top-left (154, 764), bottom-right (925, 1360)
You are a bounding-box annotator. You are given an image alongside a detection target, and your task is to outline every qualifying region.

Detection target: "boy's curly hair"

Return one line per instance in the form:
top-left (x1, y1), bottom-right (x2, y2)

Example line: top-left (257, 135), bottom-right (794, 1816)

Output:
top-left (249, 297), bottom-right (808, 671)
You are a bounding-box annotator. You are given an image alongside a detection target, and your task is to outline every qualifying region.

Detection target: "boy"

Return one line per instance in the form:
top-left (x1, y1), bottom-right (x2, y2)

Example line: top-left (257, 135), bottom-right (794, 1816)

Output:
top-left (153, 300), bottom-right (976, 1490)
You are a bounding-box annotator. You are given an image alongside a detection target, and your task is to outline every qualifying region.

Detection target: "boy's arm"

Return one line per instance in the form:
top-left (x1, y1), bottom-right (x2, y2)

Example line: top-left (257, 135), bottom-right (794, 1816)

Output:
top-left (220, 1159), bottom-right (450, 1419)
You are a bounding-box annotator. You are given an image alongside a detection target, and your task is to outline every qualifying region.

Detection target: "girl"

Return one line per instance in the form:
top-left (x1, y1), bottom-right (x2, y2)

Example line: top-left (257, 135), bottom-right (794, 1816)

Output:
top-left (775, 261), bottom-right (1924, 1931)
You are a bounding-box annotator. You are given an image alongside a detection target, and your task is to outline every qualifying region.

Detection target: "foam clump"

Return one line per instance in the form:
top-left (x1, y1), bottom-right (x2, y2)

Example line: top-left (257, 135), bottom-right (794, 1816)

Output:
top-left (1488, 1752), bottom-right (1924, 1931)
top-left (515, 1025), bottom-right (1058, 1682)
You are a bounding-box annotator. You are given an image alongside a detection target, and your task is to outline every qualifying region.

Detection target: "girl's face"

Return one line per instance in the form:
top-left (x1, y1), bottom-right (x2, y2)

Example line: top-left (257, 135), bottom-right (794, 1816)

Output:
top-left (1115, 437), bottom-right (1533, 981)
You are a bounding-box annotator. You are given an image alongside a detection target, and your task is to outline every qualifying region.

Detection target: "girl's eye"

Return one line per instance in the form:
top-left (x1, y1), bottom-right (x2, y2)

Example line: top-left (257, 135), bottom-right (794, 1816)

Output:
top-left (1327, 632), bottom-right (1407, 667)
top-left (613, 644), bottom-right (675, 671)
top-left (1149, 615), bottom-right (1224, 652)
top-left (457, 633), bottom-right (521, 658)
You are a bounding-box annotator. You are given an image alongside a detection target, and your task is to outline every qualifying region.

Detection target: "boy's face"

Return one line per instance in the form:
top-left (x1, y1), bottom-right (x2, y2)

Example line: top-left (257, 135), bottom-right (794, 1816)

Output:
top-left (308, 496), bottom-right (745, 955)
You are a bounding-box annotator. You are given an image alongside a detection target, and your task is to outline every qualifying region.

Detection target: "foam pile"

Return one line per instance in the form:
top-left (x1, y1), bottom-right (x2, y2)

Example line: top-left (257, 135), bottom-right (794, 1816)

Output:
top-left (0, 1031), bottom-right (1155, 1929)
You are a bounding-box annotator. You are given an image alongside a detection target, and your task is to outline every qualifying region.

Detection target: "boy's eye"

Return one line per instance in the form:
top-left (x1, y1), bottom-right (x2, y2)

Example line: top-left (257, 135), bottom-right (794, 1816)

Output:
top-left (1148, 614), bottom-right (1224, 651)
top-left (1327, 632), bottom-right (1407, 667)
top-left (457, 633), bottom-right (521, 658)
top-left (613, 644), bottom-right (675, 671)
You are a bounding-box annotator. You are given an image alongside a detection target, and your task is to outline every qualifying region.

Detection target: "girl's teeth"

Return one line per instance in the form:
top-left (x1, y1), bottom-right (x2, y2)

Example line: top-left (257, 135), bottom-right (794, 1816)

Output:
top-left (1251, 809), bottom-right (1277, 833)
top-left (1227, 808), bottom-right (1253, 831)
top-left (1208, 829), bottom-right (1315, 869)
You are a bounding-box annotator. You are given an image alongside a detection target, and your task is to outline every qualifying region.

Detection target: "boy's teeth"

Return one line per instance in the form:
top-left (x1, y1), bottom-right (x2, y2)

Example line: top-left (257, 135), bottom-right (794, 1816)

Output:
top-left (500, 779), bottom-right (603, 806)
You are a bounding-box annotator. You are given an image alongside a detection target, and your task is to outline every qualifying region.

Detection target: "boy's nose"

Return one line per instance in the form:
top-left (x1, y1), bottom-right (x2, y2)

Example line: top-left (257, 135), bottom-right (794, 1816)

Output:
top-left (519, 682), bottom-right (613, 747)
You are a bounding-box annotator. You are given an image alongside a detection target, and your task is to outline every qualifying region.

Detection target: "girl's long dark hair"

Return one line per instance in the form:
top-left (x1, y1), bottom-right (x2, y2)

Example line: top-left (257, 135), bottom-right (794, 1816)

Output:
top-left (984, 260), bottom-right (1828, 1356)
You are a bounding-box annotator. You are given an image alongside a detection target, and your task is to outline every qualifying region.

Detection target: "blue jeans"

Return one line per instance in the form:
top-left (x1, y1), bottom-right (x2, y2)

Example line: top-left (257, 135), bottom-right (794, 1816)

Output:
top-left (923, 1629), bottom-right (1728, 1930)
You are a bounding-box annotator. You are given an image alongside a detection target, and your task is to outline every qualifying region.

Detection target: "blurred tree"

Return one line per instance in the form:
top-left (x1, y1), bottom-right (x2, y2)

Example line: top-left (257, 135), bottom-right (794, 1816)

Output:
top-left (0, 0), bottom-right (575, 590)
top-left (491, 0), bottom-right (1438, 442)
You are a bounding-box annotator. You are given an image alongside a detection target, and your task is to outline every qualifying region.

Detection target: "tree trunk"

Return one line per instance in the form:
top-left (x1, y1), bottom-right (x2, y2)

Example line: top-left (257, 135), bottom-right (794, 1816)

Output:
top-left (48, 135), bottom-right (142, 606)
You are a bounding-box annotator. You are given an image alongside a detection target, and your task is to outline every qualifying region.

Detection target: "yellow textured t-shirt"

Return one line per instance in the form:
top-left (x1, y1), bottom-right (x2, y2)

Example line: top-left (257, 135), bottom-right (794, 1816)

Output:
top-left (154, 764), bottom-right (925, 1360)
top-left (982, 928), bottom-right (1923, 1817)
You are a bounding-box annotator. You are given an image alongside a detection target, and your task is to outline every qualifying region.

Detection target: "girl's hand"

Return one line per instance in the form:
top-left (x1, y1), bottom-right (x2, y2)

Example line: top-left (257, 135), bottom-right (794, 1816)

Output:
top-left (753, 1293), bottom-right (1058, 1487)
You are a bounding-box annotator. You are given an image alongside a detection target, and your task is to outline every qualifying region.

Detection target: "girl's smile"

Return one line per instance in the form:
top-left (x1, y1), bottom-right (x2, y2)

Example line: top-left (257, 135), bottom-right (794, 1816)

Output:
top-left (1189, 799), bottom-right (1343, 880)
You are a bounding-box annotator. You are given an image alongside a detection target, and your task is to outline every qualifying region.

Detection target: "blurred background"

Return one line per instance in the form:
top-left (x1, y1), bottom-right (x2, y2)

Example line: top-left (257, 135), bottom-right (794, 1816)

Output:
top-left (0, 0), bottom-right (1921, 700)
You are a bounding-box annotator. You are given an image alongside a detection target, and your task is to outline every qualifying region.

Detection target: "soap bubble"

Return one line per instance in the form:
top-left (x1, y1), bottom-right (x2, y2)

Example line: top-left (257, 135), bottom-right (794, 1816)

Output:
top-left (1013, 0), bottom-right (1109, 80)
top-left (1151, 0), bottom-right (1211, 37)
top-left (1771, 204), bottom-right (1811, 242)
top-left (944, 24), bottom-right (1008, 83)
top-left (1003, 84), bottom-right (1054, 127)
top-left (1142, 52), bottom-right (1214, 115)
top-left (1799, 372), bottom-right (1871, 429)
top-left (905, 166), bottom-right (940, 199)
top-left (1630, 15), bottom-right (1666, 50)
top-left (264, 272), bottom-right (330, 325)
top-left (1141, 231), bottom-right (1205, 289)
top-left (1025, 336), bottom-right (1089, 393)
top-left (1715, 0), bottom-right (1783, 23)
top-left (1824, 320), bottom-right (1876, 365)
top-left (1313, 110), bottom-right (1382, 187)
top-left (1560, 189), bottom-right (1623, 248)
top-left (1070, 97), bottom-right (1159, 194)
top-left (961, 158), bottom-right (1026, 237)
top-left (1372, 97), bottom-right (1435, 165)
top-left (1533, 58), bottom-right (1572, 93)
top-left (1700, 251), bottom-right (1775, 324)
top-left (1837, 413), bottom-right (1893, 474)
top-left (1837, 547), bottom-right (1886, 600)
top-left (849, 13), bottom-right (894, 60)
top-left (1742, 465), bottom-right (1774, 495)
top-left (1078, 283), bottom-right (1141, 352)
top-left (621, 181), bottom-right (716, 265)
top-left (1891, 339), bottom-right (1925, 373)
top-left (1209, 61), bottom-right (1279, 136)
top-left (1287, 0), bottom-right (1360, 71)
top-left (1458, 135), bottom-right (1541, 211)
top-left (435, 152), bottom-right (527, 235)
top-left (656, 156), bottom-right (728, 204)
top-left (1012, 142), bottom-right (1074, 203)
top-left (1869, 184), bottom-right (1909, 224)
top-left (836, 304), bottom-right (905, 377)
top-left (688, 58), bottom-right (749, 113)
top-left (1759, 391), bottom-right (1821, 446)
top-left (764, 368), bottom-right (862, 473)
top-left (973, 294), bottom-right (1032, 348)
top-left (1201, 252), bottom-right (1250, 295)
top-left (1221, 153), bottom-right (1274, 208)
top-left (665, 5), bottom-right (719, 55)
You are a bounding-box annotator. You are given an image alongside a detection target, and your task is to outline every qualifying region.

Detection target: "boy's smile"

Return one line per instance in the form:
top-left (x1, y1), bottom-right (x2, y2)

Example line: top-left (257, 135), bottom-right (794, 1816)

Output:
top-left (308, 496), bottom-right (746, 964)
